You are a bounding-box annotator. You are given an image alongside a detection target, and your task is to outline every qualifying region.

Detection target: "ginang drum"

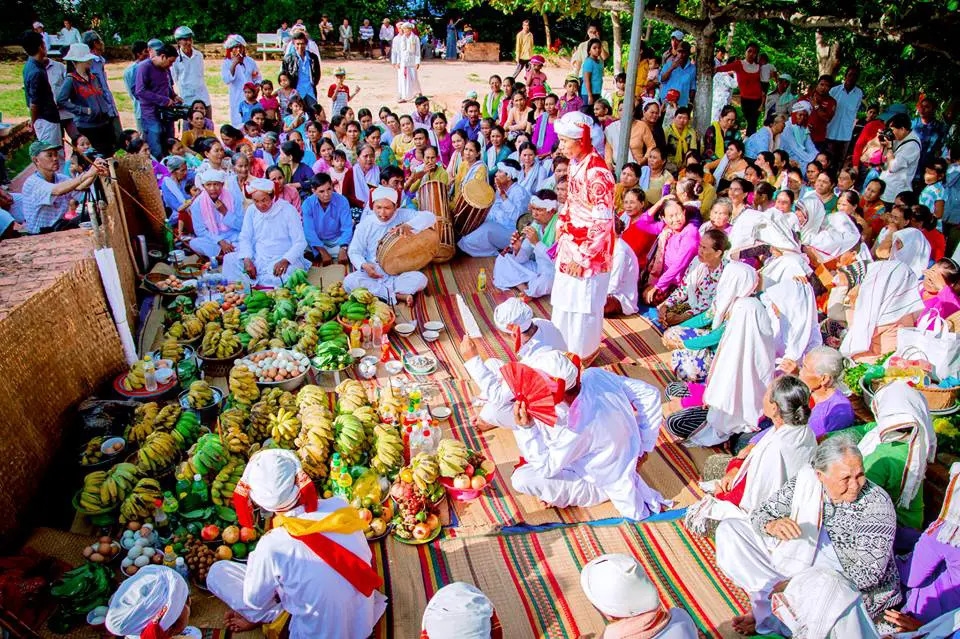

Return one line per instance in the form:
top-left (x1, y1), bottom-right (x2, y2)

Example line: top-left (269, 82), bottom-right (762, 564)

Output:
top-left (452, 179), bottom-right (495, 237)
top-left (417, 180), bottom-right (455, 263)
top-left (375, 225), bottom-right (440, 275)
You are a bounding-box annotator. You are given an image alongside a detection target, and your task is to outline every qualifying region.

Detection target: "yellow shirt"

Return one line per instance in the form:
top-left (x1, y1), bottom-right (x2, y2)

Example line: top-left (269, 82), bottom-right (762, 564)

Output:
top-left (516, 31), bottom-right (534, 61)
top-left (391, 134), bottom-right (415, 158)
top-left (410, 166), bottom-right (450, 195)
top-left (450, 162), bottom-right (488, 207)
top-left (181, 128), bottom-right (216, 150)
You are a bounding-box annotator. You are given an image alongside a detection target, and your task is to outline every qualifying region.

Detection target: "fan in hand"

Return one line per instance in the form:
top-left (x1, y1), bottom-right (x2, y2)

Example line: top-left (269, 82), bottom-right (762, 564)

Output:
top-left (499, 361), bottom-right (565, 427)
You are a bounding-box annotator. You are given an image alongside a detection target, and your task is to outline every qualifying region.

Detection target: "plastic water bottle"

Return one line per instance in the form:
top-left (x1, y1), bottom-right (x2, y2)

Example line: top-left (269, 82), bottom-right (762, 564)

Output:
top-left (190, 474), bottom-right (208, 506)
top-left (153, 499), bottom-right (169, 535)
top-left (163, 545), bottom-right (177, 568)
top-left (174, 556), bottom-right (189, 579)
top-left (142, 357), bottom-right (158, 392)
top-left (477, 267), bottom-right (487, 292)
top-left (371, 315), bottom-right (383, 345)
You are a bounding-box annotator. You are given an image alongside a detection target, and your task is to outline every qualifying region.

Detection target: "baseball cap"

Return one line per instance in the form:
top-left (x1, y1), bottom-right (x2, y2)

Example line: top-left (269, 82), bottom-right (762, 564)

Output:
top-left (147, 38), bottom-right (164, 51)
top-left (334, 66), bottom-right (346, 76)
top-left (30, 140), bottom-right (61, 158)
top-left (243, 82), bottom-right (258, 91)
top-left (670, 30), bottom-right (684, 40)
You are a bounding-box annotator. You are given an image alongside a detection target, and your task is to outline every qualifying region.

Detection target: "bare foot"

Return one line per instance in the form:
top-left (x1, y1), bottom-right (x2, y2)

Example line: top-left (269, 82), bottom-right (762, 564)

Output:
top-left (471, 415), bottom-right (498, 432)
top-left (400, 293), bottom-right (415, 307)
top-left (224, 611), bottom-right (260, 633)
top-left (731, 614), bottom-right (756, 635)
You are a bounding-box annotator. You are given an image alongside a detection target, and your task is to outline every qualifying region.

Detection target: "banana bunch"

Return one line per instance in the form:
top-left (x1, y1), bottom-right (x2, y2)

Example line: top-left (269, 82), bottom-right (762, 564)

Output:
top-left (318, 320), bottom-right (345, 343)
top-left (122, 360), bottom-right (146, 391)
top-left (154, 404), bottom-right (182, 432)
top-left (437, 439), bottom-right (470, 478)
top-left (215, 329), bottom-right (242, 358)
top-left (336, 380), bottom-right (369, 414)
top-left (293, 324), bottom-right (318, 355)
top-left (298, 403), bottom-right (335, 441)
top-left (325, 281), bottom-right (348, 304)
top-left (137, 431), bottom-right (179, 473)
top-left (223, 425), bottom-right (251, 455)
top-left (296, 405), bottom-right (334, 480)
top-left (195, 301), bottom-right (222, 324)
top-left (201, 323), bottom-right (223, 356)
top-left (94, 462), bottom-right (139, 509)
top-left (268, 337), bottom-right (287, 349)
top-left (271, 299), bottom-right (297, 324)
top-left (125, 402), bottom-right (159, 444)
top-left (182, 314), bottom-right (204, 338)
top-left (246, 314), bottom-right (270, 340)
top-left (334, 414), bottom-right (366, 465)
top-left (173, 411), bottom-right (201, 447)
top-left (176, 458), bottom-right (198, 482)
top-left (80, 436), bottom-right (106, 466)
top-left (339, 300), bottom-right (369, 322)
top-left (191, 433), bottom-right (229, 476)
top-left (376, 385), bottom-right (404, 421)
top-left (119, 478), bottom-right (163, 523)
top-left (247, 336), bottom-right (272, 354)
top-left (269, 408), bottom-right (301, 445)
top-left (352, 405), bottom-right (379, 445)
top-left (371, 423), bottom-right (404, 477)
top-left (275, 319), bottom-right (301, 348)
top-left (349, 287), bottom-right (375, 305)
top-left (411, 453), bottom-right (440, 492)
top-left (222, 307), bottom-right (241, 331)
top-left (187, 380), bottom-right (215, 408)
top-left (160, 339), bottom-right (185, 363)
top-left (220, 407), bottom-right (252, 454)
top-left (249, 389), bottom-right (294, 440)
top-left (165, 321), bottom-right (186, 340)
top-left (78, 470), bottom-right (111, 511)
top-left (295, 385), bottom-right (329, 411)
top-left (368, 299), bottom-right (394, 325)
top-left (229, 364), bottom-right (260, 406)
top-left (219, 406), bottom-right (248, 433)
top-left (211, 457), bottom-right (245, 506)
top-left (301, 307), bottom-right (326, 326)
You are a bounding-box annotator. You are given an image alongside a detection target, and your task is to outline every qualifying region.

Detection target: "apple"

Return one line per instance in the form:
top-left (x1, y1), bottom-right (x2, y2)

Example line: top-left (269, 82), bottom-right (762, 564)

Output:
top-left (453, 474), bottom-right (471, 490)
top-left (470, 475), bottom-right (487, 490)
top-left (222, 525), bottom-right (240, 545)
top-left (425, 513), bottom-right (440, 531)
top-left (239, 527), bottom-right (258, 543)
top-left (369, 518), bottom-right (387, 536)
top-left (412, 523), bottom-right (431, 540)
top-left (216, 545), bottom-right (233, 560)
top-left (390, 483), bottom-right (405, 500)
top-left (464, 464), bottom-right (475, 477)
top-left (201, 525), bottom-right (220, 542)
top-left (381, 502), bottom-right (394, 520)
top-left (481, 460), bottom-right (496, 475)
top-left (357, 508), bottom-right (373, 524)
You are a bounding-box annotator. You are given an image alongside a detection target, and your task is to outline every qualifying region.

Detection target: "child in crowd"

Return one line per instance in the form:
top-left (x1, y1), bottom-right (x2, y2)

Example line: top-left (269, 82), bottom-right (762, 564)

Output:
top-left (238, 142), bottom-right (266, 177)
top-left (611, 72), bottom-right (626, 118)
top-left (242, 119), bottom-right (263, 147)
top-left (283, 96), bottom-right (309, 137)
top-left (238, 82), bottom-right (260, 125)
top-left (920, 159), bottom-right (948, 224)
top-left (559, 76), bottom-right (583, 116)
top-left (276, 72), bottom-right (299, 116)
top-left (328, 149), bottom-right (349, 194)
top-left (258, 79), bottom-right (280, 123)
top-left (328, 67), bottom-right (359, 118)
top-left (524, 56), bottom-right (547, 90)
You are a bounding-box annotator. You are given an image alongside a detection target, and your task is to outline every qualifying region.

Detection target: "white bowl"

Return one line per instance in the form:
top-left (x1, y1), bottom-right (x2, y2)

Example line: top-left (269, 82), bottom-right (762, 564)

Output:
top-left (100, 437), bottom-right (126, 456)
top-left (384, 360), bottom-right (404, 375)
top-left (422, 330), bottom-right (440, 342)
top-left (423, 320), bottom-right (445, 332)
top-left (155, 368), bottom-right (176, 384)
top-left (430, 406), bottom-right (452, 420)
top-left (349, 347), bottom-right (367, 359)
top-left (395, 322), bottom-right (416, 335)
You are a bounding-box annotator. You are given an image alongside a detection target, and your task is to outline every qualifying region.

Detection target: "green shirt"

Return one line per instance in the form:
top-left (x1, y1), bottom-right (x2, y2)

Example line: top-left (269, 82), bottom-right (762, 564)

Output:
top-left (678, 311), bottom-right (725, 350)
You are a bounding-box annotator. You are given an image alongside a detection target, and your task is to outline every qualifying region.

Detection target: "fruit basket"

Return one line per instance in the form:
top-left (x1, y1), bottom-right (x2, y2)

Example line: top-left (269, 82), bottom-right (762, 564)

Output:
top-left (393, 523), bottom-right (441, 545)
top-left (439, 469), bottom-right (495, 502)
top-left (860, 377), bottom-right (960, 415)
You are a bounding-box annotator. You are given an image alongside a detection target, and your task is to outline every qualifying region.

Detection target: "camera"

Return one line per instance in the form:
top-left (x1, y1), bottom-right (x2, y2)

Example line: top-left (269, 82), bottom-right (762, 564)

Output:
top-left (879, 128), bottom-right (896, 143)
top-left (82, 148), bottom-right (105, 161)
top-left (158, 104), bottom-right (192, 124)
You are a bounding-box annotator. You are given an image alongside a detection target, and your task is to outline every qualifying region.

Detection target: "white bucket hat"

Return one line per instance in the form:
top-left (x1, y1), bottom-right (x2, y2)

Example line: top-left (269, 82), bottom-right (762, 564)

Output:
top-left (63, 43), bottom-right (96, 62)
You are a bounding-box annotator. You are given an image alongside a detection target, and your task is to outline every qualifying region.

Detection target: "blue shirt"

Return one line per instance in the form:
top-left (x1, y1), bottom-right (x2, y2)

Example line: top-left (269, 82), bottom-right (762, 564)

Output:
top-left (238, 100), bottom-right (259, 124)
top-left (295, 53), bottom-right (315, 100)
top-left (452, 118), bottom-right (481, 141)
top-left (23, 57), bottom-right (60, 123)
top-left (744, 127), bottom-right (772, 159)
top-left (580, 57), bottom-right (604, 98)
top-left (302, 192), bottom-right (353, 249)
top-left (89, 56), bottom-right (118, 116)
top-left (659, 60), bottom-right (696, 107)
top-left (123, 62), bottom-right (141, 123)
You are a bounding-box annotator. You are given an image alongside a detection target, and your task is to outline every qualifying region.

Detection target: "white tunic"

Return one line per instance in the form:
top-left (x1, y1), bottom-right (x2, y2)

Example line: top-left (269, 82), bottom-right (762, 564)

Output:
top-left (391, 33), bottom-right (422, 101)
top-left (458, 182), bottom-right (532, 257)
top-left (492, 221), bottom-right (556, 297)
top-left (221, 56), bottom-right (261, 127)
top-left (172, 49), bottom-right (211, 107)
top-left (188, 186), bottom-right (245, 258)
top-left (223, 200), bottom-right (309, 288)
top-left (607, 238), bottom-right (640, 315)
top-left (206, 500), bottom-right (387, 639)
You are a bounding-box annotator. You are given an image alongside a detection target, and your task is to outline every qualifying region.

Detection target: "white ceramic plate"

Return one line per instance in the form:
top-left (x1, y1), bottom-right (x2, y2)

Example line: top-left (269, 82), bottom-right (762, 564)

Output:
top-left (395, 322), bottom-right (416, 335)
top-left (423, 321), bottom-right (445, 332)
top-left (384, 360), bottom-right (404, 375)
top-left (430, 406), bottom-right (452, 420)
top-left (349, 347), bottom-right (367, 358)
top-left (422, 330), bottom-right (439, 342)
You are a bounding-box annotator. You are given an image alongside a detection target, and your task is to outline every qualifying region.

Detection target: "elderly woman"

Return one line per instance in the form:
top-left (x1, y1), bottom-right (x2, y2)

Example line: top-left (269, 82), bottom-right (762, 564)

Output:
top-left (159, 156), bottom-right (191, 225)
top-left (716, 141), bottom-right (750, 192)
top-left (632, 195), bottom-right (700, 306)
top-left (657, 228), bottom-right (729, 327)
top-left (716, 436), bottom-right (901, 636)
top-left (698, 197), bottom-right (733, 235)
top-left (686, 375), bottom-right (817, 535)
top-left (662, 260), bottom-right (757, 383)
top-left (840, 260), bottom-right (924, 362)
top-left (702, 105), bottom-right (742, 174)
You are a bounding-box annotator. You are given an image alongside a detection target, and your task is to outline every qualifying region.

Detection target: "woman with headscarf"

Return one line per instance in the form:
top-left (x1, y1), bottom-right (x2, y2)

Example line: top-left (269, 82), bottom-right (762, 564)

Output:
top-left (188, 169), bottom-right (245, 261)
top-left (800, 195), bottom-right (863, 261)
top-left (221, 35), bottom-right (261, 128)
top-left (662, 260), bottom-right (758, 383)
top-left (890, 226), bottom-right (932, 280)
top-left (840, 260), bottom-right (924, 362)
top-left (761, 277), bottom-right (822, 374)
top-left (160, 155), bottom-right (191, 226)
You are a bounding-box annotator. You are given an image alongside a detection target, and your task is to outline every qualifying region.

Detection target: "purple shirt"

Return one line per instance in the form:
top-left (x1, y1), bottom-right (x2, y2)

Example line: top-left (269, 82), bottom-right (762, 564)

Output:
top-left (750, 390), bottom-right (854, 444)
top-left (898, 533), bottom-right (960, 623)
top-left (633, 212), bottom-right (700, 292)
top-left (134, 59), bottom-right (174, 122)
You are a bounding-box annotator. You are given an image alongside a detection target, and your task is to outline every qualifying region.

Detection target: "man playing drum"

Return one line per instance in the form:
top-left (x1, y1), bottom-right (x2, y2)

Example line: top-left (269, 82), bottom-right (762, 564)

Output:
top-left (344, 185), bottom-right (437, 305)
top-left (458, 158), bottom-right (532, 257)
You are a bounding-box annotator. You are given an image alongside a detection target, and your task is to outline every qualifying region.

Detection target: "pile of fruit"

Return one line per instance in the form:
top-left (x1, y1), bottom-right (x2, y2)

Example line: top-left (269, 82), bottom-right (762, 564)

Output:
top-left (153, 274), bottom-right (191, 292)
top-left (389, 455), bottom-right (443, 541)
top-left (337, 287), bottom-right (394, 326)
top-left (437, 439), bottom-right (495, 492)
top-left (184, 538), bottom-right (218, 586)
top-left (120, 359), bottom-right (149, 391)
top-left (186, 380), bottom-right (216, 409)
top-left (80, 436), bottom-right (110, 466)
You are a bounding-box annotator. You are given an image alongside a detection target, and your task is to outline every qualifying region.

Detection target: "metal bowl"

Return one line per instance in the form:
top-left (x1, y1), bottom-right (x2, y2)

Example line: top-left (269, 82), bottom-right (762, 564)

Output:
top-left (257, 367), bottom-right (310, 392)
top-left (178, 386), bottom-right (224, 424)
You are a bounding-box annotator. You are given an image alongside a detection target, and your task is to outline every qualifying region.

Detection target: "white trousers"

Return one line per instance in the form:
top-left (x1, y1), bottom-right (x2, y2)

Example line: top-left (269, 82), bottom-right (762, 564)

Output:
top-left (189, 236), bottom-right (221, 259)
top-left (343, 270), bottom-right (428, 304)
top-left (397, 66), bottom-right (422, 100)
top-left (492, 253), bottom-right (554, 298)
top-left (222, 252), bottom-right (310, 288)
top-left (551, 272), bottom-right (610, 361)
top-left (458, 221), bottom-right (514, 257)
top-left (207, 560), bottom-right (284, 624)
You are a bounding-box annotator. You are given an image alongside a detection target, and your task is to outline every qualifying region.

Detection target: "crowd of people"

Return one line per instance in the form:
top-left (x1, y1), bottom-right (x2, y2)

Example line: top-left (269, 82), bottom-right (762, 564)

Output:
top-left (8, 15), bottom-right (960, 639)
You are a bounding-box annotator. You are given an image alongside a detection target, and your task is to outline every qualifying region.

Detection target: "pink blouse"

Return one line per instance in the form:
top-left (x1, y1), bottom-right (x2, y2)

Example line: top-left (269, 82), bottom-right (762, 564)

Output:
top-left (633, 212), bottom-right (700, 291)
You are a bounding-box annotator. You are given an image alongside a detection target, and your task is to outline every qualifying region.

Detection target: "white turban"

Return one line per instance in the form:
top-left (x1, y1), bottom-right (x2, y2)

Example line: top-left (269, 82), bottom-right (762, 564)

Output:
top-left (224, 34), bottom-right (247, 49)
top-left (493, 298), bottom-right (534, 333)
top-left (371, 185), bottom-right (399, 205)
top-left (105, 566), bottom-right (189, 637)
top-left (199, 169), bottom-right (226, 184)
top-left (553, 111), bottom-right (593, 139)
top-left (495, 162), bottom-right (521, 181)
top-left (248, 177), bottom-right (275, 193)
top-left (242, 449), bottom-right (302, 512)
top-left (524, 350), bottom-right (579, 390)
top-left (792, 100), bottom-right (812, 115)
top-left (580, 554), bottom-right (660, 618)
top-left (529, 195), bottom-right (558, 211)
top-left (421, 582), bottom-right (493, 639)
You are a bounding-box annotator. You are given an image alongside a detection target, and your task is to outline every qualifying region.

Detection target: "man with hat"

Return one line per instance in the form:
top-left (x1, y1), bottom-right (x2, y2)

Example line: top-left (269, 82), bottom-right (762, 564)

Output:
top-left (581, 553), bottom-right (698, 637)
top-left (780, 101), bottom-right (818, 169)
top-left (458, 158), bottom-right (531, 257)
top-left (172, 27), bottom-right (211, 112)
top-left (392, 22), bottom-right (422, 103)
top-left (221, 35), bottom-right (261, 128)
top-left (344, 185), bottom-right (435, 304)
top-left (20, 140), bottom-right (107, 234)
top-left (81, 30), bottom-right (121, 142)
top-left (507, 350), bottom-right (666, 520)
top-left (32, 22), bottom-right (50, 51)
top-left (282, 30), bottom-right (321, 108)
top-left (105, 565), bottom-right (200, 639)
top-left (765, 73), bottom-right (796, 119)
top-left (421, 582), bottom-right (499, 638)
top-left (549, 111), bottom-right (616, 363)
top-left (135, 43), bottom-right (181, 158)
top-left (189, 169), bottom-right (244, 261)
top-left (662, 29), bottom-right (685, 67)
top-left (206, 450), bottom-right (386, 638)
top-left (222, 177), bottom-right (308, 287)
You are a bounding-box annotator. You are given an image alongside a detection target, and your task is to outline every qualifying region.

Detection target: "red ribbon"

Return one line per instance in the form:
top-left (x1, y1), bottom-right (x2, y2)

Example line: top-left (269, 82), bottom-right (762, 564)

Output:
top-left (286, 529), bottom-right (384, 596)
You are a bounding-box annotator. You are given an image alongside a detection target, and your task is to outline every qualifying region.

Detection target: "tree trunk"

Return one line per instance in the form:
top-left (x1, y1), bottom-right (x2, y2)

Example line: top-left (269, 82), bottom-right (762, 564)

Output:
top-left (645, 20), bottom-right (652, 42)
top-left (726, 22), bottom-right (736, 50)
top-left (693, 27), bottom-right (718, 135)
top-left (610, 11), bottom-right (623, 75)
top-left (542, 12), bottom-right (551, 51)
top-left (815, 30), bottom-right (841, 77)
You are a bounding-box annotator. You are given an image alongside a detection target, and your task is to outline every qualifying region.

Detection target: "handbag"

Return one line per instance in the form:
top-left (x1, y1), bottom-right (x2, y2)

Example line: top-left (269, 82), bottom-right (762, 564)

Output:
top-left (895, 309), bottom-right (960, 381)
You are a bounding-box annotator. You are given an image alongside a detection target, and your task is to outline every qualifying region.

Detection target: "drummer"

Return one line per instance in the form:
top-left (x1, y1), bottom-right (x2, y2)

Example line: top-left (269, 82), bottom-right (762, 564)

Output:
top-left (344, 185), bottom-right (436, 305)
top-left (405, 145), bottom-right (450, 206)
top-left (449, 139), bottom-right (487, 207)
top-left (458, 158), bottom-right (531, 257)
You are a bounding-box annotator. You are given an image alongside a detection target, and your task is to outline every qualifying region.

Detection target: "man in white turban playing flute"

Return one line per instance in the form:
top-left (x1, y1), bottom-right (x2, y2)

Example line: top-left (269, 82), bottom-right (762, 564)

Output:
top-left (206, 449), bottom-right (387, 638)
top-left (549, 111), bottom-right (616, 364)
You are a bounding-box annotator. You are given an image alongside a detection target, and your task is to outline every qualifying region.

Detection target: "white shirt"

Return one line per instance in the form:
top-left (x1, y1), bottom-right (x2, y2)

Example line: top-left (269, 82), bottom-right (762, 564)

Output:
top-left (221, 56), bottom-right (261, 127)
top-left (826, 84), bottom-right (864, 140)
top-left (880, 131), bottom-right (923, 203)
top-left (348, 208), bottom-right (436, 271)
top-left (488, 182), bottom-right (531, 230)
top-left (607, 238), bottom-right (640, 315)
top-left (45, 58), bottom-right (72, 121)
top-left (172, 48), bottom-right (211, 106)
top-left (236, 200), bottom-right (307, 267)
top-left (59, 27), bottom-right (81, 45)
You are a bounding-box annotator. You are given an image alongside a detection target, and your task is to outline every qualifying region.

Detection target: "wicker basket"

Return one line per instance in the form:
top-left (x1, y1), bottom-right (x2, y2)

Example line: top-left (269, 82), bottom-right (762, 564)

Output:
top-left (197, 347), bottom-right (243, 378)
top-left (862, 378), bottom-right (959, 411)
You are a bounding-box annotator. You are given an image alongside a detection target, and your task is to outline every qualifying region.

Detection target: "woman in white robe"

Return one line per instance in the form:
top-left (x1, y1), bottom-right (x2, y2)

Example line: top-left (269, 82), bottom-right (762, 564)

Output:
top-left (761, 278), bottom-right (822, 372)
top-left (804, 210), bottom-right (862, 260)
top-left (605, 236), bottom-right (640, 315)
top-left (890, 227), bottom-right (932, 279)
top-left (189, 170), bottom-right (244, 259)
top-left (391, 23), bottom-right (422, 102)
top-left (220, 35), bottom-right (261, 128)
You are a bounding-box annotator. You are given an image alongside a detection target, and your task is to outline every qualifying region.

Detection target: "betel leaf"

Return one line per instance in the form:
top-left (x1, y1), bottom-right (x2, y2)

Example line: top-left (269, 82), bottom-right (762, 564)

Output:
top-left (179, 507), bottom-right (214, 520)
top-left (216, 506), bottom-right (238, 523)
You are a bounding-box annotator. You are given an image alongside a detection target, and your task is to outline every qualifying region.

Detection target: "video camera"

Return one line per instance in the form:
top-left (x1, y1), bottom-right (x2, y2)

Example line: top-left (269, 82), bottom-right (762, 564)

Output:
top-left (158, 104), bottom-right (193, 125)
top-left (879, 128), bottom-right (896, 143)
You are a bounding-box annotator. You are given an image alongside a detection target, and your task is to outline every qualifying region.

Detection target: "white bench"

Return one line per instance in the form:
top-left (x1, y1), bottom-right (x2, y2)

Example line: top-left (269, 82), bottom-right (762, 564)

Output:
top-left (256, 33), bottom-right (284, 60)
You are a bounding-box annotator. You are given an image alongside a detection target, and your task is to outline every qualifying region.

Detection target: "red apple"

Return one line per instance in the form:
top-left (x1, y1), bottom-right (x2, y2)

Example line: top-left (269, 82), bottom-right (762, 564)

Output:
top-left (464, 464), bottom-right (475, 477)
top-left (357, 508), bottom-right (373, 524)
top-left (239, 527), bottom-right (258, 543)
top-left (412, 523), bottom-right (431, 540)
top-left (200, 525), bottom-right (220, 542)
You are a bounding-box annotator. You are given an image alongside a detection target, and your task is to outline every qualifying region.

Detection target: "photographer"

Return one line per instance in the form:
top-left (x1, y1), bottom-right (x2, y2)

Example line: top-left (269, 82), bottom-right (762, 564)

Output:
top-left (135, 44), bottom-right (181, 158)
top-left (878, 112), bottom-right (922, 205)
top-left (21, 141), bottom-right (108, 234)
